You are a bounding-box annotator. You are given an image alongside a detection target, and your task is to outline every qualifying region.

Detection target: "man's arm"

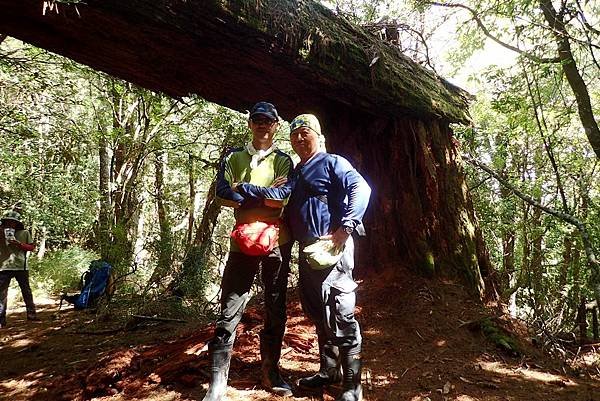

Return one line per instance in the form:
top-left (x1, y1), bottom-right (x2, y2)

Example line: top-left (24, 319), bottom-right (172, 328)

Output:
top-left (340, 168), bottom-right (371, 230)
top-left (215, 151), bottom-right (245, 208)
top-left (325, 157), bottom-right (371, 248)
top-left (237, 154), bottom-right (297, 201)
top-left (236, 176), bottom-right (295, 201)
top-left (10, 230), bottom-right (35, 252)
top-left (10, 240), bottom-right (35, 252)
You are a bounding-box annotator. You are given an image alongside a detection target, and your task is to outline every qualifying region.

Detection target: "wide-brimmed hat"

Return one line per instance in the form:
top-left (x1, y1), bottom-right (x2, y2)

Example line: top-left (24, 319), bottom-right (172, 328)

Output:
top-left (1, 211), bottom-right (24, 229)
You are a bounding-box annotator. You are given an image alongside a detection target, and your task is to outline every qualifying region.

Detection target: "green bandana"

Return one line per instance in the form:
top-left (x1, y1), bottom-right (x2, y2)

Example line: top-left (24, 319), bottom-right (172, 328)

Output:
top-left (290, 114), bottom-right (322, 136)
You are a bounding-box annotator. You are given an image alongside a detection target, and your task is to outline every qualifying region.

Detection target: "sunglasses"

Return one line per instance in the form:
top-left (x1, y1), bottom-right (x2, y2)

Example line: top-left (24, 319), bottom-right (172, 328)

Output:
top-left (251, 117), bottom-right (277, 125)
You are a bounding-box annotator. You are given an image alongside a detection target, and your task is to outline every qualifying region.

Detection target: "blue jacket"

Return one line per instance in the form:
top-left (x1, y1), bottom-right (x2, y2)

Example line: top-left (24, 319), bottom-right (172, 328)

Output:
top-left (237, 152), bottom-right (371, 243)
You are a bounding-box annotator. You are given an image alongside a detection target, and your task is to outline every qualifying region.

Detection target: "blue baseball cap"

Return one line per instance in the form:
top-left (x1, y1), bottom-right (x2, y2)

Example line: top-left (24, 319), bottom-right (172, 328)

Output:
top-left (250, 102), bottom-right (279, 121)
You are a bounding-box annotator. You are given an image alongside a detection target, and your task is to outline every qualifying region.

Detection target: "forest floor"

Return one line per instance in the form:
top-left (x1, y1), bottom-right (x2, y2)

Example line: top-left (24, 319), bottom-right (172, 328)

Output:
top-left (1, 267), bottom-right (600, 401)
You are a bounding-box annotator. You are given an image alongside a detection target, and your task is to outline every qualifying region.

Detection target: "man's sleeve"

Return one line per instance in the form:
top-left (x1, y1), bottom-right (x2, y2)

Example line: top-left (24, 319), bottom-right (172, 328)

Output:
top-left (237, 153), bottom-right (296, 201)
top-left (275, 153), bottom-right (294, 180)
top-left (236, 178), bottom-right (295, 200)
top-left (335, 158), bottom-right (371, 230)
top-left (215, 151), bottom-right (245, 207)
top-left (19, 231), bottom-right (35, 252)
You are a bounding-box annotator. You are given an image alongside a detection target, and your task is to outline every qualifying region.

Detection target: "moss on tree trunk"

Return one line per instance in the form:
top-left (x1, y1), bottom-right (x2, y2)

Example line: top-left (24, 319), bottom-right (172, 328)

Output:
top-left (0, 0), bottom-right (494, 299)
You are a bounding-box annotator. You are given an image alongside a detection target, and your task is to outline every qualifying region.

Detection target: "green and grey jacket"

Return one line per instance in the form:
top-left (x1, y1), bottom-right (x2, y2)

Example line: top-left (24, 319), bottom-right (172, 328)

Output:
top-left (216, 145), bottom-right (294, 252)
top-left (0, 229), bottom-right (32, 271)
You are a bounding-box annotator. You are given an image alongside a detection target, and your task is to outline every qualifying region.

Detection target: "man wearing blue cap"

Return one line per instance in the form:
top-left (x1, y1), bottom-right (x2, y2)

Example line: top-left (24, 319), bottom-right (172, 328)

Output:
top-left (235, 114), bottom-right (371, 401)
top-left (202, 102), bottom-right (294, 401)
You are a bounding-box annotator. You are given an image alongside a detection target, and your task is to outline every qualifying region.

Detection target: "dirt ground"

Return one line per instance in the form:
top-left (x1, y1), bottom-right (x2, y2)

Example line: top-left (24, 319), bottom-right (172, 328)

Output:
top-left (1, 267), bottom-right (599, 401)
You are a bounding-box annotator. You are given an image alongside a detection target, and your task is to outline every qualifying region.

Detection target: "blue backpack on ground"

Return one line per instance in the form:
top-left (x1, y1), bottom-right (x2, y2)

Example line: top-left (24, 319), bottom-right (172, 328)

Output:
top-left (61, 260), bottom-right (113, 309)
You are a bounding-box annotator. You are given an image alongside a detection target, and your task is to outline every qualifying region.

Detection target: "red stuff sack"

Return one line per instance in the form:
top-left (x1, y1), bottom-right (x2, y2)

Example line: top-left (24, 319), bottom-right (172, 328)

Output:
top-left (231, 221), bottom-right (279, 256)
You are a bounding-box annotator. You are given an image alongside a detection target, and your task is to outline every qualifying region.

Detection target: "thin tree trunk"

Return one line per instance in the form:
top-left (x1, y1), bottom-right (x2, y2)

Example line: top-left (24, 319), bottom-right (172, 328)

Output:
top-left (36, 226), bottom-right (46, 259)
top-left (530, 206), bottom-right (543, 311)
top-left (559, 234), bottom-right (572, 290)
top-left (539, 0), bottom-right (600, 158)
top-left (147, 150), bottom-right (173, 287)
top-left (168, 178), bottom-right (222, 296)
top-left (500, 174), bottom-right (516, 292)
top-left (168, 143), bottom-right (232, 295)
top-left (186, 154), bottom-right (195, 246)
top-left (98, 133), bottom-right (113, 263)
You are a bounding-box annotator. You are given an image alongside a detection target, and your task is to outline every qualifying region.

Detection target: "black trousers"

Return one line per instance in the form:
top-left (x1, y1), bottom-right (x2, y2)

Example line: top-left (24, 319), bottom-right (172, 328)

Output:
top-left (298, 236), bottom-right (361, 348)
top-left (212, 242), bottom-right (292, 348)
top-left (0, 270), bottom-right (37, 326)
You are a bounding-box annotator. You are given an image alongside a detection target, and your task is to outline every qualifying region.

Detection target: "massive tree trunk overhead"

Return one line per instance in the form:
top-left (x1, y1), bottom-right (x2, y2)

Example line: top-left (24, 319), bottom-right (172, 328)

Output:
top-left (0, 0), bottom-right (493, 298)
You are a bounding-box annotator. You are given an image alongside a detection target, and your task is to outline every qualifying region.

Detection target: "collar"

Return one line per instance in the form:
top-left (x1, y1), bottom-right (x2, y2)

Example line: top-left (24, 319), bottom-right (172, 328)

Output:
top-left (299, 151), bottom-right (325, 167)
top-left (246, 142), bottom-right (277, 168)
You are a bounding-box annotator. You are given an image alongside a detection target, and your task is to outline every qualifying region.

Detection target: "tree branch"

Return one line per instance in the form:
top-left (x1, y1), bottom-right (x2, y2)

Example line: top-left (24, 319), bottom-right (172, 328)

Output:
top-left (464, 155), bottom-right (598, 269)
top-left (428, 1), bottom-right (561, 63)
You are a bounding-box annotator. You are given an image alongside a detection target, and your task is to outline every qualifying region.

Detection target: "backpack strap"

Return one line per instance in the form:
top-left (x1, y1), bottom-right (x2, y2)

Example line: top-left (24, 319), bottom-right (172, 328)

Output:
top-left (296, 168), bottom-right (328, 205)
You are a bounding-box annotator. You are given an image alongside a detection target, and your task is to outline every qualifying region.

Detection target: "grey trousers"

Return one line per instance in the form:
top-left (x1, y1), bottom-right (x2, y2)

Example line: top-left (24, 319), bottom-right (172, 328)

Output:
top-left (298, 236), bottom-right (362, 348)
top-left (0, 270), bottom-right (37, 326)
top-left (211, 242), bottom-right (292, 348)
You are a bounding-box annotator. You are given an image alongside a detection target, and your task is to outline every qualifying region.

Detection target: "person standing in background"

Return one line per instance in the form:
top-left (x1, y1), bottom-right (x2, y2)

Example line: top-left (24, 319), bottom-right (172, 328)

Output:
top-left (0, 211), bottom-right (38, 328)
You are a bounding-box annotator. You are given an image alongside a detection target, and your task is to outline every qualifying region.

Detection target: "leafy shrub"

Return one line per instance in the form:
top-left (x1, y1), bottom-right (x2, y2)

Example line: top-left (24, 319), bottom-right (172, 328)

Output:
top-left (29, 246), bottom-right (99, 295)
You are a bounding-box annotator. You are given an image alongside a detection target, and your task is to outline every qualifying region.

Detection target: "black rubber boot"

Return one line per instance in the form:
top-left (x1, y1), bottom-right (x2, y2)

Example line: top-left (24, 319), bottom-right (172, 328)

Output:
top-left (298, 339), bottom-right (342, 389)
top-left (202, 342), bottom-right (232, 401)
top-left (335, 345), bottom-right (363, 401)
top-left (260, 339), bottom-right (293, 396)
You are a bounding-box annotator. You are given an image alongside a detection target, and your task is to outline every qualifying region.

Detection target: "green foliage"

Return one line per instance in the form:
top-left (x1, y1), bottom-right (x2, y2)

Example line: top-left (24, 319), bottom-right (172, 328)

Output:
top-left (479, 318), bottom-right (521, 355)
top-left (0, 37), bottom-right (259, 312)
top-left (28, 246), bottom-right (99, 295)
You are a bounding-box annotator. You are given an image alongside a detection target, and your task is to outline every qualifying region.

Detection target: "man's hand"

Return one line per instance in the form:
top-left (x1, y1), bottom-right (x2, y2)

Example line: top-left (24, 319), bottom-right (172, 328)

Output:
top-left (8, 240), bottom-right (35, 252)
top-left (271, 176), bottom-right (287, 188)
top-left (321, 227), bottom-right (350, 250)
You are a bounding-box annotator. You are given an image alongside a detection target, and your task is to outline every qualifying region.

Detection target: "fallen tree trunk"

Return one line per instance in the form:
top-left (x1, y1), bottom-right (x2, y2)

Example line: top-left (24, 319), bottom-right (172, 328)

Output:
top-left (0, 0), bottom-right (493, 298)
top-left (0, 0), bottom-right (470, 122)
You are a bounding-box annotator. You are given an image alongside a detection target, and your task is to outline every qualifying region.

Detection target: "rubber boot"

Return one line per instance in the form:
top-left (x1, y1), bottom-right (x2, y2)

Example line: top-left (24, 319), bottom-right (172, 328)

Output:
top-left (202, 342), bottom-right (232, 401)
top-left (260, 339), bottom-right (293, 396)
top-left (298, 339), bottom-right (342, 389)
top-left (335, 345), bottom-right (363, 401)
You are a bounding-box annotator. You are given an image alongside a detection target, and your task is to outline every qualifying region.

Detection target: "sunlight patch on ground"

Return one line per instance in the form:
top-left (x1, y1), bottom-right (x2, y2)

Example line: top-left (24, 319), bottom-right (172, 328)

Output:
top-left (363, 328), bottom-right (382, 336)
top-left (185, 342), bottom-right (208, 355)
top-left (478, 361), bottom-right (577, 386)
top-left (90, 388), bottom-right (183, 401)
top-left (8, 337), bottom-right (35, 348)
top-left (0, 379), bottom-right (39, 399)
top-left (226, 387), bottom-right (315, 400)
top-left (371, 371), bottom-right (400, 388)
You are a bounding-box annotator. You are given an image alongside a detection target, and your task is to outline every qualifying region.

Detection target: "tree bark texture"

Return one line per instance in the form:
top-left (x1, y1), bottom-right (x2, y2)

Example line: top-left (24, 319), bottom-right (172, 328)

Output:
top-left (0, 0), bottom-right (491, 298)
top-left (329, 112), bottom-right (491, 298)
